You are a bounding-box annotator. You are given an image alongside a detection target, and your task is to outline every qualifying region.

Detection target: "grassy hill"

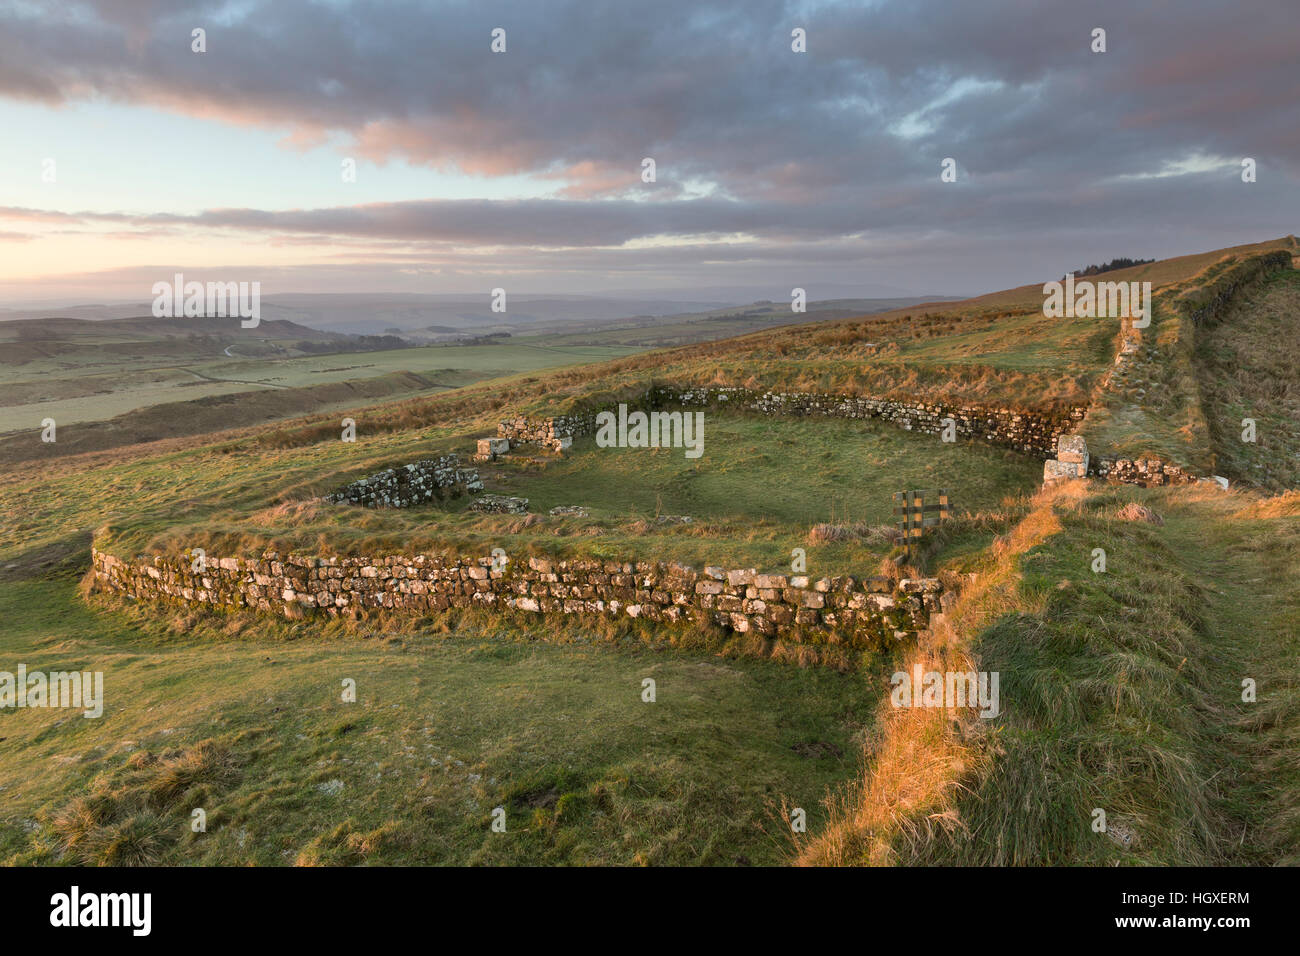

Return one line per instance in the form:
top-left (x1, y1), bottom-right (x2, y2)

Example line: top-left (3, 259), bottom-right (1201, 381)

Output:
top-left (2, 236), bottom-right (1298, 866)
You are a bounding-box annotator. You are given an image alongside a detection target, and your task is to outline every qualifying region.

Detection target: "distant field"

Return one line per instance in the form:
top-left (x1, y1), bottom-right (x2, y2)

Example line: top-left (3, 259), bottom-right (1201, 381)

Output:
top-left (0, 340), bottom-right (640, 434)
top-left (184, 342), bottom-right (639, 391)
top-left (511, 296), bottom-right (965, 349)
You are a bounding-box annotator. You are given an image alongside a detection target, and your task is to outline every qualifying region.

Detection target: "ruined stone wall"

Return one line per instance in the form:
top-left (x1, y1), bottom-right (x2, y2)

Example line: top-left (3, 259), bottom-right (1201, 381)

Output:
top-left (648, 385), bottom-right (1082, 458)
top-left (91, 547), bottom-right (943, 650)
top-left (1043, 434), bottom-right (1212, 489)
top-left (497, 413), bottom-right (598, 449)
top-left (499, 387), bottom-right (1079, 458)
top-left (1067, 253), bottom-right (1294, 489)
top-left (1178, 250), bottom-right (1293, 327)
top-left (1089, 457), bottom-right (1202, 487)
top-left (326, 455), bottom-right (483, 508)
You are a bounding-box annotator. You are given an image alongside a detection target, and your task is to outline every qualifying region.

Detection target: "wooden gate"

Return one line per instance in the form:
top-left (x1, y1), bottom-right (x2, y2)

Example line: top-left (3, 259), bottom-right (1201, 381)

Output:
top-left (893, 488), bottom-right (951, 556)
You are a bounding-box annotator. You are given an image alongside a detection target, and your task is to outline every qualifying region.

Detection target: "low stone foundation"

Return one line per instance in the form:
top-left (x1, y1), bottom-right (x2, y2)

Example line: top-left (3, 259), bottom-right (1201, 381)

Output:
top-left (91, 547), bottom-right (943, 650)
top-left (1091, 457), bottom-right (1204, 487)
top-left (469, 494), bottom-right (529, 515)
top-left (1043, 434), bottom-right (1222, 488)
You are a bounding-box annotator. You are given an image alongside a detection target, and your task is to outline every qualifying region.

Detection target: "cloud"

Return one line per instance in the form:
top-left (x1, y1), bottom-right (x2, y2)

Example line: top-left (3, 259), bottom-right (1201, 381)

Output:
top-left (0, 0), bottom-right (1296, 296)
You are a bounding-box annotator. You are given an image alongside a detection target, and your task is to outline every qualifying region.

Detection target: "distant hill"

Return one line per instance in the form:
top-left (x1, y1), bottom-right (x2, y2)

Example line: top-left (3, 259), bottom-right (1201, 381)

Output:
top-left (0, 313), bottom-right (342, 343)
top-left (0, 292), bottom-right (961, 338)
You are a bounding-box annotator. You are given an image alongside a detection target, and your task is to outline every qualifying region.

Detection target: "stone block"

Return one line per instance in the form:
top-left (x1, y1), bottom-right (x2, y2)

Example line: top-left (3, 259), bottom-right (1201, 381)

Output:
top-left (1056, 434), bottom-right (1089, 473)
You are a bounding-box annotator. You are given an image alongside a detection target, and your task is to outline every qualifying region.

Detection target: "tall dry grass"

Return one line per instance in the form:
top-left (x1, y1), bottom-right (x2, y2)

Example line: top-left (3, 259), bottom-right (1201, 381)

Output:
top-left (793, 481), bottom-right (1082, 865)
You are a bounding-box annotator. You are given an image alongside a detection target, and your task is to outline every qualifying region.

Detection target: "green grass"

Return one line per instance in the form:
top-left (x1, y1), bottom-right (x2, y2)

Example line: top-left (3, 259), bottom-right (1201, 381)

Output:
top-left (892, 309), bottom-right (1116, 374)
top-left (80, 412), bottom-right (1041, 577)
top-left (893, 484), bottom-right (1300, 865)
top-left (0, 573), bottom-right (882, 865)
top-left (1195, 269), bottom-right (1300, 491)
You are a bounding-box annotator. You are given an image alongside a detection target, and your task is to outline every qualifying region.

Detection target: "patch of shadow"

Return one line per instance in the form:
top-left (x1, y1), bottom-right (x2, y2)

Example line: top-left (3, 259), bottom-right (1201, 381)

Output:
top-left (512, 786), bottom-right (559, 810)
top-left (791, 740), bottom-right (844, 759)
top-left (0, 530), bottom-right (93, 582)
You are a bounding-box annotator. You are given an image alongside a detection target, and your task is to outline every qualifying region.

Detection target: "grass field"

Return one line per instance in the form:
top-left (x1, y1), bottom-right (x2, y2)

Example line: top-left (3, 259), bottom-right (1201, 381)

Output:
top-left (0, 571), bottom-right (881, 866)
top-left (898, 484), bottom-right (1300, 865)
top-left (3, 237), bottom-right (1298, 868)
top-left (68, 412), bottom-right (1041, 578)
top-left (0, 338), bottom-right (641, 434)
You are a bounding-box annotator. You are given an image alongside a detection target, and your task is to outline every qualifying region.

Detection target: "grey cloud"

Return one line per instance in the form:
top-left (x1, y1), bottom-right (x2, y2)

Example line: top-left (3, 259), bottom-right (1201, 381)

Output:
top-left (0, 0), bottom-right (1296, 297)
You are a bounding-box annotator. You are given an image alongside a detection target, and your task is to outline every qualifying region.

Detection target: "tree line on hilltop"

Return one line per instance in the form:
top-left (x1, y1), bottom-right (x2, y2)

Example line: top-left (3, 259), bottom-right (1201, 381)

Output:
top-left (1065, 257), bottom-right (1155, 278)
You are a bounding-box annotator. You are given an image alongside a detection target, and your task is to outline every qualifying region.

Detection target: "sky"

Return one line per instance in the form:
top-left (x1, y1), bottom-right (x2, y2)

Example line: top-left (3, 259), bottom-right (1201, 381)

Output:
top-left (0, 0), bottom-right (1296, 304)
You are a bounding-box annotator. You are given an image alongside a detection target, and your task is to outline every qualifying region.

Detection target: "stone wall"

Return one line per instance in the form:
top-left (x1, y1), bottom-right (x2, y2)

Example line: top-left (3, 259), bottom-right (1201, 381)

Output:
top-left (1067, 252), bottom-right (1294, 489)
top-left (326, 455), bottom-right (483, 508)
top-left (469, 494), bottom-right (529, 514)
top-left (1043, 434), bottom-right (1218, 488)
top-left (91, 546), bottom-right (943, 650)
top-left (497, 413), bottom-right (598, 450)
top-left (499, 387), bottom-right (1080, 459)
top-left (1090, 456), bottom-right (1205, 487)
top-left (1177, 249), bottom-right (1292, 327)
top-left (648, 385), bottom-right (1082, 458)
top-left (1043, 434), bottom-right (1090, 484)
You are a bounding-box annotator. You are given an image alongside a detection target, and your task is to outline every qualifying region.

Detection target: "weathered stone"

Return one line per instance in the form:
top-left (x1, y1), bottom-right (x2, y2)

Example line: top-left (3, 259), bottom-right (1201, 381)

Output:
top-left (469, 494), bottom-right (529, 515)
top-left (90, 547), bottom-right (944, 658)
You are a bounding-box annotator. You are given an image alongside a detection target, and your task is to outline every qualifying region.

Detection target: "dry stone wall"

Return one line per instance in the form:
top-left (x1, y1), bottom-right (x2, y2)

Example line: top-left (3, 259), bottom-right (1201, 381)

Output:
top-left (648, 385), bottom-right (1082, 458)
top-left (469, 494), bottom-right (529, 514)
top-left (1043, 434), bottom-right (1213, 488)
top-left (497, 413), bottom-right (597, 450)
top-left (1064, 253), bottom-right (1293, 489)
top-left (1178, 249), bottom-right (1292, 327)
top-left (499, 387), bottom-right (1081, 459)
top-left (91, 546), bottom-right (943, 651)
top-left (326, 455), bottom-right (483, 508)
top-left (1090, 456), bottom-right (1204, 486)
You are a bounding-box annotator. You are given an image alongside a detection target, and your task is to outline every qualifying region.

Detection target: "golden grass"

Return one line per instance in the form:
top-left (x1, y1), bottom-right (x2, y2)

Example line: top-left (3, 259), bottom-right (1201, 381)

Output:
top-left (43, 738), bottom-right (240, 866)
top-left (794, 481), bottom-right (1082, 865)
